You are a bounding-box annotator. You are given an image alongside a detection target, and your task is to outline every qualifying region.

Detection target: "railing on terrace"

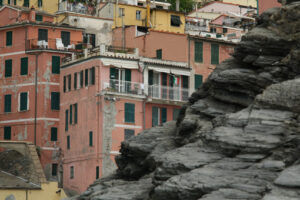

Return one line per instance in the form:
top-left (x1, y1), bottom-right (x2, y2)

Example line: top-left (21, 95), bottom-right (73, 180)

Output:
top-left (107, 46), bottom-right (136, 54)
top-left (58, 1), bottom-right (96, 15)
top-left (25, 39), bottom-right (81, 51)
top-left (102, 80), bottom-right (145, 96)
top-left (149, 85), bottom-right (189, 102)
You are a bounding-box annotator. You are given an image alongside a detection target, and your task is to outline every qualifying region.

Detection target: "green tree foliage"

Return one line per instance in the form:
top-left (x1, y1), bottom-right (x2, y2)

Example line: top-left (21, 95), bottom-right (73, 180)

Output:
top-left (167, 0), bottom-right (195, 13)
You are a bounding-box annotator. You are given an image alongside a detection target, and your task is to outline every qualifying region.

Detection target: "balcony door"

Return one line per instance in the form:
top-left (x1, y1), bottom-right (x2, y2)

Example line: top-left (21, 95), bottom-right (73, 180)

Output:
top-left (152, 72), bottom-right (160, 98)
top-left (38, 29), bottom-right (48, 42)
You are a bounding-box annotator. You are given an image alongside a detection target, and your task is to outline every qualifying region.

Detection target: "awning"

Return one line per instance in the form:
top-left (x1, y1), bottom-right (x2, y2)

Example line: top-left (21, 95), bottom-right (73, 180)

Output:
top-left (171, 69), bottom-right (191, 76)
top-left (101, 58), bottom-right (139, 69)
top-left (148, 66), bottom-right (170, 73)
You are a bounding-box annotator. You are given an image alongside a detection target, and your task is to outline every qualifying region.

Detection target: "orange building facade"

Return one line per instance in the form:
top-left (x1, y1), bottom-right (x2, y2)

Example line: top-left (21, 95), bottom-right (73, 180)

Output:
top-left (0, 5), bottom-right (83, 180)
top-left (258, 0), bottom-right (281, 14)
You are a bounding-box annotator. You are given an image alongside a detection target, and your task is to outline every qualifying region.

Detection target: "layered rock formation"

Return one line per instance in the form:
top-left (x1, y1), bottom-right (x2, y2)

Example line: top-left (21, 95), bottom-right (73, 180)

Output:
top-left (73, 2), bottom-right (300, 200)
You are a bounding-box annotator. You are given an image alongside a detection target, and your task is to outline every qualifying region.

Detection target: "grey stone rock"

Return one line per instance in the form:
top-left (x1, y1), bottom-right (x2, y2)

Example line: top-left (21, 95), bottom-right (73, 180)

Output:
top-left (275, 165), bottom-right (300, 187)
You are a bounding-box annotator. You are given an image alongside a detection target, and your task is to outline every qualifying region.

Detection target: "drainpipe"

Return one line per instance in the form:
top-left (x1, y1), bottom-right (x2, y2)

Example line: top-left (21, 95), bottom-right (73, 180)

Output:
top-left (34, 53), bottom-right (39, 145)
top-left (146, 0), bottom-right (150, 27)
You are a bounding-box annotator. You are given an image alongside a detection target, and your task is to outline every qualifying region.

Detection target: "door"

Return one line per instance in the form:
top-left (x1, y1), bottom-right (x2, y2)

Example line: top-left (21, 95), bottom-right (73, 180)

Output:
top-left (152, 72), bottom-right (160, 98)
top-left (61, 31), bottom-right (70, 47)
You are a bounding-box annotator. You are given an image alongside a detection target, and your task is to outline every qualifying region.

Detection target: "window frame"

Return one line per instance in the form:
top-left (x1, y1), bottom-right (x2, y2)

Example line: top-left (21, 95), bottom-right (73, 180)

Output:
top-left (4, 126), bottom-right (11, 140)
top-left (4, 94), bottom-right (12, 113)
top-left (19, 92), bottom-right (29, 112)
top-left (5, 59), bottom-right (12, 78)
top-left (51, 127), bottom-right (58, 141)
top-left (6, 31), bottom-right (13, 46)
top-left (51, 92), bottom-right (60, 110)
top-left (20, 57), bottom-right (28, 76)
top-left (124, 103), bottom-right (135, 123)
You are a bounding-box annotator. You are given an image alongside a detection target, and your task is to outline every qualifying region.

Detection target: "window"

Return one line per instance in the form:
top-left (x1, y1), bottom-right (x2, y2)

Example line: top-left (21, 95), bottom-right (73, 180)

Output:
top-left (52, 56), bottom-right (60, 74)
top-left (223, 28), bottom-right (228, 33)
top-left (61, 31), bottom-right (70, 47)
top-left (171, 15), bottom-right (181, 27)
top-left (89, 131), bottom-right (93, 146)
top-left (6, 31), bottom-right (12, 46)
top-left (38, 29), bottom-right (48, 41)
top-left (74, 73), bottom-right (77, 90)
top-left (182, 75), bottom-right (189, 100)
top-left (4, 126), bottom-right (11, 140)
top-left (124, 103), bottom-right (135, 123)
top-left (74, 103), bottom-right (78, 124)
top-left (119, 8), bottom-right (124, 17)
top-left (211, 44), bottom-right (219, 64)
top-left (38, 0), bottom-right (42, 7)
top-left (173, 108), bottom-right (180, 120)
top-left (23, 0), bottom-right (29, 7)
top-left (5, 59), bottom-right (12, 77)
top-left (19, 92), bottom-right (28, 111)
top-left (156, 49), bottom-right (162, 59)
top-left (152, 107), bottom-right (167, 127)
top-left (80, 70), bottom-right (84, 88)
top-left (138, 2), bottom-right (143, 6)
top-left (194, 41), bottom-right (203, 63)
top-left (136, 10), bottom-right (141, 20)
top-left (96, 166), bottom-right (99, 179)
top-left (90, 67), bottom-right (95, 85)
top-left (14, 0), bottom-right (16, 5)
top-left (68, 74), bottom-right (71, 91)
top-left (67, 135), bottom-right (70, 149)
top-left (161, 107), bottom-right (167, 124)
top-left (20, 57), bottom-right (28, 75)
top-left (51, 92), bottom-right (60, 110)
top-left (124, 129), bottom-right (134, 140)
top-left (4, 94), bottom-right (11, 113)
top-left (65, 110), bottom-right (68, 131)
top-left (51, 127), bottom-right (57, 141)
top-left (195, 74), bottom-right (203, 89)
top-left (63, 76), bottom-right (66, 92)
top-left (83, 33), bottom-right (96, 48)
top-left (52, 163), bottom-right (58, 176)
top-left (69, 105), bottom-right (72, 124)
top-left (210, 27), bottom-right (216, 33)
top-left (0, 0), bottom-right (3, 6)
top-left (85, 69), bottom-right (88, 86)
top-left (36, 14), bottom-right (43, 22)
top-left (70, 166), bottom-right (74, 179)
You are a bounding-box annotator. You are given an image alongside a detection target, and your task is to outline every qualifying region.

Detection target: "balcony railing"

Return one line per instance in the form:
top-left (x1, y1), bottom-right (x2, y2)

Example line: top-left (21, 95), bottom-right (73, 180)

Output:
top-left (149, 85), bottom-right (189, 102)
top-left (25, 39), bottom-right (81, 51)
top-left (58, 1), bottom-right (96, 15)
top-left (102, 80), bottom-right (145, 96)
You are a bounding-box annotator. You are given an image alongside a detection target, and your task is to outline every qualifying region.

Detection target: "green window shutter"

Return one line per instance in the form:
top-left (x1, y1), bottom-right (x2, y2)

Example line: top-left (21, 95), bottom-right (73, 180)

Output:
top-left (74, 104), bottom-right (78, 124)
top-left (69, 105), bottom-right (72, 124)
top-left (67, 135), bottom-right (70, 149)
top-left (63, 76), bottom-right (66, 92)
top-left (51, 92), bottom-right (60, 110)
top-left (61, 31), bottom-right (70, 47)
top-left (96, 166), bottom-right (99, 179)
top-left (8, 0), bottom-right (10, 4)
top-left (68, 75), bottom-right (71, 91)
top-left (161, 107), bottom-right (167, 124)
top-left (195, 74), bottom-right (203, 90)
top-left (38, 29), bottom-right (48, 42)
top-left (20, 57), bottom-right (28, 75)
top-left (110, 67), bottom-right (117, 79)
top-left (148, 70), bottom-right (153, 85)
top-left (14, 0), bottom-right (16, 5)
top-left (0, 0), bottom-right (3, 6)
top-left (36, 14), bottom-right (43, 22)
top-left (173, 108), bottom-right (180, 120)
top-left (20, 92), bottom-right (28, 111)
top-left (124, 129), bottom-right (134, 140)
top-left (194, 41), bottom-right (203, 62)
top-left (162, 73), bottom-right (167, 86)
top-left (124, 103), bottom-right (135, 123)
top-left (65, 110), bottom-right (68, 131)
top-left (125, 69), bottom-right (131, 82)
top-left (85, 69), bottom-right (89, 86)
top-left (6, 31), bottom-right (12, 46)
top-left (156, 49), bottom-right (162, 59)
top-left (182, 76), bottom-right (189, 88)
top-left (80, 71), bottom-right (83, 87)
top-left (52, 56), bottom-right (60, 74)
top-left (5, 59), bottom-right (12, 77)
top-left (91, 67), bottom-right (95, 85)
top-left (4, 126), bottom-right (11, 140)
top-left (74, 73), bottom-right (77, 90)
top-left (152, 107), bottom-right (158, 127)
top-left (4, 94), bottom-right (12, 113)
top-left (23, 0), bottom-right (29, 7)
top-left (211, 43), bottom-right (219, 64)
top-left (51, 127), bottom-right (57, 141)
top-left (89, 131), bottom-right (93, 146)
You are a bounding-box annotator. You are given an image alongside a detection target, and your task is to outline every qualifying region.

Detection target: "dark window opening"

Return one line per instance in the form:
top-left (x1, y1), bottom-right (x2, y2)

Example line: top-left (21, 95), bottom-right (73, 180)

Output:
top-left (171, 15), bottom-right (181, 27)
top-left (67, 135), bottom-right (70, 149)
top-left (52, 56), bottom-right (60, 74)
top-left (156, 49), bottom-right (162, 59)
top-left (70, 166), bottom-right (74, 179)
top-left (4, 94), bottom-right (11, 113)
top-left (61, 31), bottom-right (70, 47)
top-left (89, 131), bottom-right (93, 146)
top-left (52, 163), bottom-right (58, 176)
top-left (20, 57), bottom-right (28, 75)
top-left (6, 31), bottom-right (12, 46)
top-left (5, 59), bottom-right (12, 77)
top-left (20, 92), bottom-right (28, 111)
top-left (51, 92), bottom-right (60, 110)
top-left (51, 127), bottom-right (57, 141)
top-left (4, 126), bottom-right (11, 140)
top-left (36, 14), bottom-right (43, 21)
top-left (38, 29), bottom-right (48, 42)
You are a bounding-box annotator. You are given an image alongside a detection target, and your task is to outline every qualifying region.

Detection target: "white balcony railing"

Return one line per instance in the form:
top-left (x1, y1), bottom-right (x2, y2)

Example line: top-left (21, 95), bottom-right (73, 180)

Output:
top-left (149, 85), bottom-right (189, 102)
top-left (102, 80), bottom-right (145, 96)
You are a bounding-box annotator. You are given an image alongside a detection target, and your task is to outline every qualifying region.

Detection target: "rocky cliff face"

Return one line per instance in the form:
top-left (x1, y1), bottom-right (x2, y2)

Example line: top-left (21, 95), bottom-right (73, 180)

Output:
top-left (73, 2), bottom-right (300, 200)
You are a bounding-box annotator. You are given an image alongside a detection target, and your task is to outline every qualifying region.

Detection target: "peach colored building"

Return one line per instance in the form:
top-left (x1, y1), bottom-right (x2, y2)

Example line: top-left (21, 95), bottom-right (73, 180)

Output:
top-left (258, 0), bottom-right (281, 14)
top-left (59, 46), bottom-right (190, 193)
top-left (0, 5), bottom-right (83, 180)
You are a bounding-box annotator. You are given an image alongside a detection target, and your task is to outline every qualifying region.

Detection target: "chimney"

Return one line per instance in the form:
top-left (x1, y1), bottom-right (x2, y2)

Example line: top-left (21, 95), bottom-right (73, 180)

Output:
top-left (176, 0), bottom-right (180, 11)
top-left (29, 6), bottom-right (36, 22)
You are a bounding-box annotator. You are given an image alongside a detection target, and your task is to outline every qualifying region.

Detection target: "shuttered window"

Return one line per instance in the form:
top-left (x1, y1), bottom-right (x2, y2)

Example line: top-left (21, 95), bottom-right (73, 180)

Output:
top-left (74, 73), bottom-right (77, 90)
top-left (80, 70), bottom-right (83, 88)
top-left (38, 29), bottom-right (48, 42)
top-left (6, 31), bottom-right (12, 46)
top-left (14, 0), bottom-right (16, 5)
top-left (173, 108), bottom-right (180, 120)
top-left (156, 49), bottom-right (162, 59)
top-left (65, 110), bottom-right (68, 131)
top-left (195, 41), bottom-right (203, 62)
top-left (124, 103), bottom-right (135, 123)
top-left (91, 67), bottom-right (95, 85)
top-left (68, 74), bottom-right (71, 91)
top-left (4, 126), bottom-right (11, 140)
top-left (148, 70), bottom-right (153, 85)
top-left (20, 92), bottom-right (28, 111)
top-left (195, 74), bottom-right (203, 89)
top-left (211, 43), bottom-right (219, 64)
top-left (89, 131), bottom-right (93, 146)
top-left (67, 135), bottom-right (70, 149)
top-left (69, 105), bottom-right (72, 124)
top-left (4, 94), bottom-right (11, 113)
top-left (38, 0), bottom-right (42, 7)
top-left (0, 0), bottom-right (3, 6)
top-left (74, 103), bottom-right (78, 124)
top-left (52, 56), bottom-right (60, 74)
top-left (161, 107), bottom-right (167, 124)
top-left (36, 14), bottom-right (43, 22)
top-left (23, 0), bottom-right (29, 7)
top-left (61, 31), bottom-right (70, 47)
top-left (51, 127), bottom-right (57, 141)
top-left (20, 57), bottom-right (28, 75)
top-left (5, 59), bottom-right (12, 77)
top-left (96, 166), bottom-right (99, 179)
top-left (85, 69), bottom-right (89, 86)
top-left (51, 92), bottom-right (60, 110)
top-left (152, 107), bottom-right (159, 127)
top-left (63, 76), bottom-right (66, 92)
top-left (52, 163), bottom-right (57, 176)
top-left (124, 129), bottom-right (134, 140)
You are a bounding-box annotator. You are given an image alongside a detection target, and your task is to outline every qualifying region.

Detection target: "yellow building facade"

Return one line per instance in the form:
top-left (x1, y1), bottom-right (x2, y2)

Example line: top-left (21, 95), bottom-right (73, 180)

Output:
top-left (1, 0), bottom-right (59, 14)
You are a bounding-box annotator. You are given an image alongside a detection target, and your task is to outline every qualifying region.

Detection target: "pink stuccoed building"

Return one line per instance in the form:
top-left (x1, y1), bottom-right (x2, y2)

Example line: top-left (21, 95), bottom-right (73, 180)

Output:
top-left (258, 0), bottom-right (282, 14)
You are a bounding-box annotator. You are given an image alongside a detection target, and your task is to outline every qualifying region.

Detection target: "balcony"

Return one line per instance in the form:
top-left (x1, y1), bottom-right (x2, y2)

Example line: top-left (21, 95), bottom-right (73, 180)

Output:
top-left (149, 85), bottom-right (189, 102)
top-left (25, 39), bottom-right (81, 52)
top-left (58, 1), bottom-right (96, 15)
top-left (102, 80), bottom-right (145, 96)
